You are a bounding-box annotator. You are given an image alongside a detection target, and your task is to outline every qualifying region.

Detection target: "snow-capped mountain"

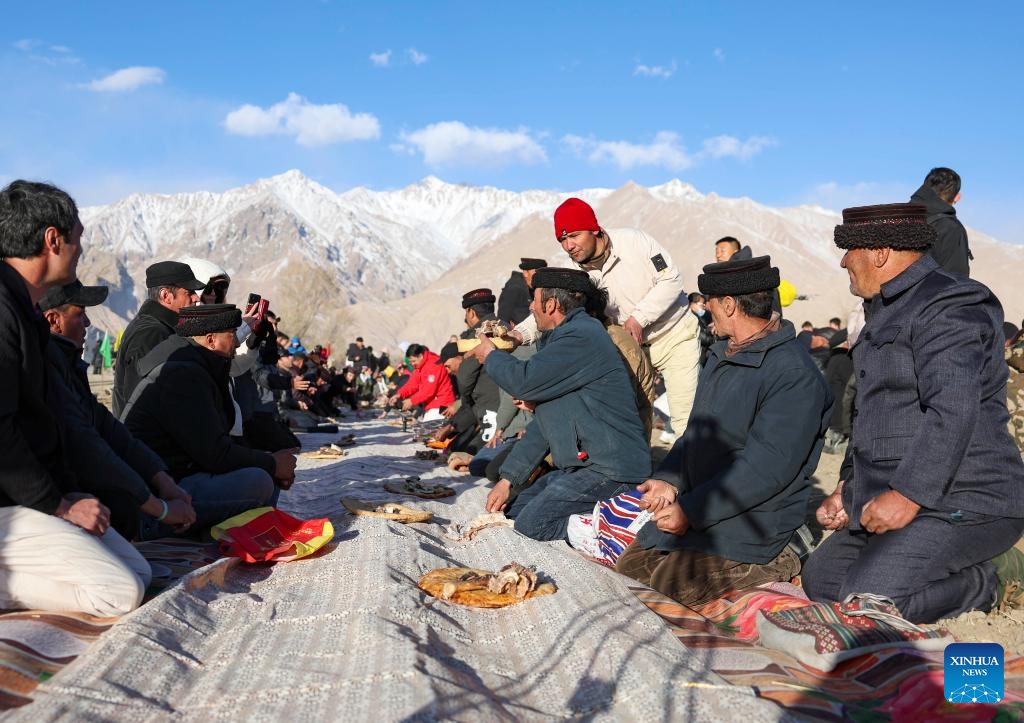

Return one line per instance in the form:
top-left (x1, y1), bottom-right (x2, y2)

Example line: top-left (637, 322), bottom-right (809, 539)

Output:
top-left (75, 171), bottom-right (1024, 354)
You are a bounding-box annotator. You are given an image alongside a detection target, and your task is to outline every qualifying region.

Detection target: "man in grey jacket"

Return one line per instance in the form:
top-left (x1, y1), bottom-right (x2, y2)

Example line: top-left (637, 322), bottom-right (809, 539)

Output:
top-left (615, 256), bottom-right (832, 605)
top-left (803, 203), bottom-right (1024, 623)
top-left (472, 267), bottom-right (651, 541)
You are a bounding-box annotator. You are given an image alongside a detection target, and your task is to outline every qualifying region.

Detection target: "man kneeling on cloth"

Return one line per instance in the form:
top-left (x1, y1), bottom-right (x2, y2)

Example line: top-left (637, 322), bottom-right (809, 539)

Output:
top-left (471, 267), bottom-right (651, 541)
top-left (802, 204), bottom-right (1024, 623)
top-left (616, 256), bottom-right (833, 606)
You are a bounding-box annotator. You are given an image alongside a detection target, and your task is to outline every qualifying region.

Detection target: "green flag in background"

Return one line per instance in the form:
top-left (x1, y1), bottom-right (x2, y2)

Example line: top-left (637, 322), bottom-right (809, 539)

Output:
top-left (99, 331), bottom-right (112, 369)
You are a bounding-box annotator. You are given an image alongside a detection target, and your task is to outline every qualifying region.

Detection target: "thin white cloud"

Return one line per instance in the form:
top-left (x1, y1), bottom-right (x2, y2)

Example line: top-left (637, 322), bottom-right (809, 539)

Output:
top-left (397, 121), bottom-right (546, 167)
top-left (13, 38), bottom-right (80, 65)
top-left (407, 48), bottom-right (428, 65)
top-left (701, 134), bottom-right (776, 161)
top-left (223, 92), bottom-right (380, 147)
top-left (564, 131), bottom-right (692, 171)
top-left (81, 66), bottom-right (166, 92)
top-left (713, 48), bottom-right (726, 62)
top-left (369, 50), bottom-right (391, 67)
top-left (803, 181), bottom-right (909, 210)
top-left (633, 61), bottom-right (677, 79)
top-left (563, 131), bottom-right (776, 171)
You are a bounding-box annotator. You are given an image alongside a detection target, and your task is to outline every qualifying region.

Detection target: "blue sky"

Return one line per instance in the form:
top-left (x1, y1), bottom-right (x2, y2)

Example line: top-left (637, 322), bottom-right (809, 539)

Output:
top-left (2, 1), bottom-right (1022, 242)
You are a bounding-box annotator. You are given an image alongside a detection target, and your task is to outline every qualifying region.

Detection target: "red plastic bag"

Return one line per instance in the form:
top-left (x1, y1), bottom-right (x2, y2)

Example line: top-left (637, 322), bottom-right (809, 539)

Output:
top-left (210, 507), bottom-right (334, 563)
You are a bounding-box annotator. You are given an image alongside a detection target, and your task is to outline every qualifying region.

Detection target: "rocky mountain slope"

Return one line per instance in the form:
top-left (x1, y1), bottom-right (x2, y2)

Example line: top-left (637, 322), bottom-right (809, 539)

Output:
top-left (75, 171), bottom-right (1024, 357)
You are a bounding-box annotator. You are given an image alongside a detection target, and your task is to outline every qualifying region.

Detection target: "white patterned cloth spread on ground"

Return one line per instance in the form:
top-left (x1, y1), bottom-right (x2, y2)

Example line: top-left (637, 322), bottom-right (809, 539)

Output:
top-left (10, 421), bottom-right (789, 721)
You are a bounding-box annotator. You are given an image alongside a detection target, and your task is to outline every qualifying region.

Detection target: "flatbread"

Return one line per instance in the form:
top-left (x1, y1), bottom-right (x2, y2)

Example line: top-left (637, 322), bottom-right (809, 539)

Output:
top-left (302, 444), bottom-right (347, 460)
top-left (341, 498), bottom-right (433, 523)
top-left (418, 567), bottom-right (556, 608)
top-left (456, 337), bottom-right (515, 353)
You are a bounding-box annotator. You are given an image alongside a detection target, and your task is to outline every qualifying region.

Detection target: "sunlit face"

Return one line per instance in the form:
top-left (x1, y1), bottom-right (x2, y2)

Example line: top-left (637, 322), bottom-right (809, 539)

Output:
top-left (714, 242), bottom-right (738, 263)
top-left (51, 220), bottom-right (84, 285)
top-left (706, 296), bottom-right (732, 338)
top-left (530, 288), bottom-right (558, 331)
top-left (164, 286), bottom-right (199, 313)
top-left (51, 304), bottom-right (90, 348)
top-left (409, 354), bottom-right (425, 369)
top-left (205, 330), bottom-right (239, 358)
top-left (559, 229), bottom-right (600, 265)
top-left (840, 248), bottom-right (873, 299)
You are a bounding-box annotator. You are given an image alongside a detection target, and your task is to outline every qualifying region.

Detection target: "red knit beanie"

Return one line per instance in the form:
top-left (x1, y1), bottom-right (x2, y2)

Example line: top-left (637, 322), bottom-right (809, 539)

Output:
top-left (553, 197), bottom-right (600, 240)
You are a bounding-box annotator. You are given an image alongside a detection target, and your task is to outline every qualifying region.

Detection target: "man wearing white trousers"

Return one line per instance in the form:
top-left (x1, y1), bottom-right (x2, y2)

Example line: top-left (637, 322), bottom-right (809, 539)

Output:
top-left (0, 180), bottom-right (150, 618)
top-left (552, 197), bottom-right (700, 440)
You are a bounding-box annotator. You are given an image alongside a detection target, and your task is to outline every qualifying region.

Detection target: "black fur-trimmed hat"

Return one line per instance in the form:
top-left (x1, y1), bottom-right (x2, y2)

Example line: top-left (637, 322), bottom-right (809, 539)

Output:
top-left (176, 304), bottom-right (242, 336)
top-left (518, 258), bottom-right (548, 271)
top-left (698, 256), bottom-right (780, 297)
top-left (834, 204), bottom-right (936, 250)
top-left (461, 288), bottom-right (496, 309)
top-left (531, 267), bottom-right (595, 294)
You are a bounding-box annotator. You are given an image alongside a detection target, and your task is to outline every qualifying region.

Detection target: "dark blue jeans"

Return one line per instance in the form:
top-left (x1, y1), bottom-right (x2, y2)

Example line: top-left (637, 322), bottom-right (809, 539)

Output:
top-left (468, 438), bottom-right (515, 477)
top-left (507, 467), bottom-right (633, 542)
top-left (802, 510), bottom-right (1024, 623)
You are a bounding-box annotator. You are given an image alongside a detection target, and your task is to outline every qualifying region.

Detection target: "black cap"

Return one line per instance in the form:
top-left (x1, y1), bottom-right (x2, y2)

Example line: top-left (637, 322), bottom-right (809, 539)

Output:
top-left (438, 341), bottom-right (459, 363)
top-left (531, 267), bottom-right (594, 294)
top-left (176, 304), bottom-right (242, 336)
top-left (38, 280), bottom-right (109, 312)
top-left (518, 258), bottom-right (548, 271)
top-left (461, 288), bottom-right (496, 309)
top-left (697, 256), bottom-right (780, 297)
top-left (146, 261), bottom-right (206, 291)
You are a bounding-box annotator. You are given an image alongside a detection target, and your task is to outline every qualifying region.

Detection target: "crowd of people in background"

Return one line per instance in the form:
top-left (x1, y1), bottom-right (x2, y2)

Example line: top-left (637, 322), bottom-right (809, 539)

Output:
top-left (1, 167), bottom-right (1023, 634)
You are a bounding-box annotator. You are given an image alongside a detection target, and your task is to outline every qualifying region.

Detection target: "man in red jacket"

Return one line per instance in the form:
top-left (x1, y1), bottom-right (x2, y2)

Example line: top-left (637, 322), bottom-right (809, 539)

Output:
top-left (389, 343), bottom-right (455, 414)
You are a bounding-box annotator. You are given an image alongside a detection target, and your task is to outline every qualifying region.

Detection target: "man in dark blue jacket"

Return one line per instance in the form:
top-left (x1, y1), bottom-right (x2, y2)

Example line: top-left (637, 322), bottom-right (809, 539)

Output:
top-left (123, 305), bottom-right (295, 535)
top-left (803, 204), bottom-right (1024, 623)
top-left (615, 256), bottom-right (832, 605)
top-left (472, 267), bottom-right (651, 541)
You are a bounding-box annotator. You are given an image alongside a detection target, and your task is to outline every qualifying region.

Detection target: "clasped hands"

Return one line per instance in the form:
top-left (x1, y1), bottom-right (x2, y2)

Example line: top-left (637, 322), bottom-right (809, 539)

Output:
top-left (815, 482), bottom-right (920, 534)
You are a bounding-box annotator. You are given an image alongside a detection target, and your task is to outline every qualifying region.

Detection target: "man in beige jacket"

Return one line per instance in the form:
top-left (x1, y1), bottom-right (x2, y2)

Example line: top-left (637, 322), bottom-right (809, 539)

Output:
top-left (551, 197), bottom-right (700, 440)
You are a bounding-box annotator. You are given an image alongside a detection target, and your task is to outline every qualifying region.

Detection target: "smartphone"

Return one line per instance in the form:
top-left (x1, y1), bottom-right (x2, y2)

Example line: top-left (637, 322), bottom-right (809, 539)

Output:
top-left (246, 293), bottom-right (268, 322)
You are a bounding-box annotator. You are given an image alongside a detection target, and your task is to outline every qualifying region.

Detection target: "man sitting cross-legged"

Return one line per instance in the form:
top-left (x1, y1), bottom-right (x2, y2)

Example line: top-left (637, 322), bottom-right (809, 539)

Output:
top-left (471, 267), bottom-right (651, 541)
top-left (122, 304), bottom-right (296, 537)
top-left (0, 179), bottom-right (150, 617)
top-left (615, 257), bottom-right (833, 606)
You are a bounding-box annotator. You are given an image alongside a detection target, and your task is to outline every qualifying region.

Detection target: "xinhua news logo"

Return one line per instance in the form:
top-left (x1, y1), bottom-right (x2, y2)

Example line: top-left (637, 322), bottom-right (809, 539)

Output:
top-left (944, 642), bottom-right (1004, 704)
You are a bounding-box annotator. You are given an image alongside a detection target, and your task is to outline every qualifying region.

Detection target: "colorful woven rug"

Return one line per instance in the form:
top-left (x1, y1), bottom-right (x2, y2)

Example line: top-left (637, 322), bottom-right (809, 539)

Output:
top-left (0, 538), bottom-right (218, 710)
top-left (631, 582), bottom-right (1024, 721)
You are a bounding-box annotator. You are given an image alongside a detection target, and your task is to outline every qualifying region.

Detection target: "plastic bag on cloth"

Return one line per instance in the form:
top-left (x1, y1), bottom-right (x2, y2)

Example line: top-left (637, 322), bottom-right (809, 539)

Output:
top-left (211, 507), bottom-right (334, 563)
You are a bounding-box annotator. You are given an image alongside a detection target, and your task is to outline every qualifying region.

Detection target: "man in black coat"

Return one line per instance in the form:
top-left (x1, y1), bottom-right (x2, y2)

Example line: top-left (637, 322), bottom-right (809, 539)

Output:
top-left (0, 180), bottom-right (150, 616)
top-left (41, 280), bottom-right (196, 539)
top-left (497, 258), bottom-right (546, 326)
top-left (123, 304), bottom-right (297, 535)
top-left (453, 288), bottom-right (501, 452)
top-left (615, 256), bottom-right (832, 605)
top-left (910, 167), bottom-right (972, 276)
top-left (113, 261), bottom-right (205, 416)
top-left (804, 204), bottom-right (1024, 623)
